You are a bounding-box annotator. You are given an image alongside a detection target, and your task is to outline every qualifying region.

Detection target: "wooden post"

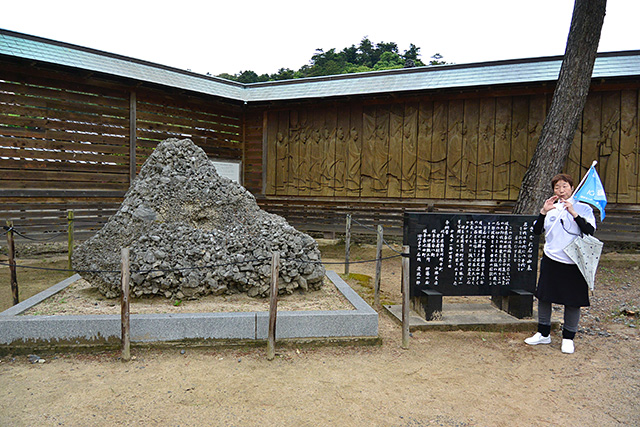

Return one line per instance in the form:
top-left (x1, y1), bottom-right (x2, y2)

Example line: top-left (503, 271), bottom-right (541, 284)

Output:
top-left (241, 112), bottom-right (246, 186)
top-left (344, 214), bottom-right (351, 275)
top-left (120, 247), bottom-right (131, 362)
top-left (67, 210), bottom-right (74, 274)
top-left (262, 111), bottom-right (268, 195)
top-left (374, 225), bottom-right (383, 308)
top-left (401, 245), bottom-right (410, 349)
top-left (6, 221), bottom-right (18, 306)
top-left (129, 90), bottom-right (137, 181)
top-left (267, 252), bottom-right (280, 360)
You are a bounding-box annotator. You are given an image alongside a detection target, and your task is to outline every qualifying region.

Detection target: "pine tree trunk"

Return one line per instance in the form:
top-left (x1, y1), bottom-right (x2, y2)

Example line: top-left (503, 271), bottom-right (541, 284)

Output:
top-left (513, 0), bottom-right (607, 214)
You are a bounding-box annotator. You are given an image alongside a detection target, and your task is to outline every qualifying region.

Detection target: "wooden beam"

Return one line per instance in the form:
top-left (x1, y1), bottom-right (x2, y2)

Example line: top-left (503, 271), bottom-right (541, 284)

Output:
top-left (129, 90), bottom-right (137, 181)
top-left (262, 111), bottom-right (268, 196)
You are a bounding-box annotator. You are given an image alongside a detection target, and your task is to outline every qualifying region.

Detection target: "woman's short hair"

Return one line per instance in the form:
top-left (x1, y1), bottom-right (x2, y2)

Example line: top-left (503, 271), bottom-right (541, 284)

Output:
top-left (551, 173), bottom-right (574, 189)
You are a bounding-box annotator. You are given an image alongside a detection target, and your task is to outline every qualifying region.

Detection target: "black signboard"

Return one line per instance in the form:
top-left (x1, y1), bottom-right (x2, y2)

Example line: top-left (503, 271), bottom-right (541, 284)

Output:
top-left (403, 212), bottom-right (540, 297)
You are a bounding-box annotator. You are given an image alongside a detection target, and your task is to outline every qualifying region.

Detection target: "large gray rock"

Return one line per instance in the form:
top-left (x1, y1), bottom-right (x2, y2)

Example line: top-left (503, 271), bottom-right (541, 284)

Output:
top-left (73, 138), bottom-right (325, 299)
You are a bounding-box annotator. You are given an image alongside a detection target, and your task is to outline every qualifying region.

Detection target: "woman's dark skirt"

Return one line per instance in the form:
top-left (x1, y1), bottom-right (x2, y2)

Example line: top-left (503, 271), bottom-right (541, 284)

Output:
top-left (535, 254), bottom-right (590, 307)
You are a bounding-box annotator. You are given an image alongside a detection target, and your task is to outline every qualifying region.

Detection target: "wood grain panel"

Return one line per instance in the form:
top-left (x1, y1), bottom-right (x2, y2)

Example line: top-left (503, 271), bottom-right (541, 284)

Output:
top-left (402, 103), bottom-right (418, 198)
top-left (600, 91), bottom-right (621, 201)
top-left (265, 111), bottom-right (278, 195)
top-left (298, 108), bottom-right (311, 196)
top-left (136, 111), bottom-right (240, 140)
top-left (388, 103), bottom-right (404, 197)
top-left (346, 104), bottom-right (363, 197)
top-left (287, 109), bottom-right (300, 197)
top-left (275, 110), bottom-right (289, 194)
top-left (509, 96), bottom-right (528, 199)
top-left (0, 63), bottom-right (130, 99)
top-left (477, 98), bottom-right (496, 200)
top-left (0, 169), bottom-right (129, 183)
top-left (0, 80), bottom-right (129, 109)
top-left (581, 94), bottom-right (601, 179)
top-left (334, 105), bottom-right (350, 196)
top-left (1, 179), bottom-right (128, 191)
top-left (461, 98), bottom-right (479, 199)
top-left (445, 100), bottom-right (463, 199)
top-left (309, 109), bottom-right (324, 196)
top-left (0, 99), bottom-right (129, 128)
top-left (361, 105), bottom-right (377, 197)
top-left (322, 106), bottom-right (337, 196)
top-left (430, 101), bottom-right (447, 199)
top-left (618, 90), bottom-right (639, 203)
top-left (416, 101), bottom-right (434, 198)
top-left (0, 158), bottom-right (127, 174)
top-left (0, 137), bottom-right (129, 158)
top-left (493, 97), bottom-right (512, 200)
top-left (374, 105), bottom-right (390, 196)
top-left (308, 109), bottom-right (324, 196)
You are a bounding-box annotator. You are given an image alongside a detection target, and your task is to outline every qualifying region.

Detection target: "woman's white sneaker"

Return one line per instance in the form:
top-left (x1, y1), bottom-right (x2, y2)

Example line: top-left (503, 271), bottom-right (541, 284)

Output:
top-left (524, 332), bottom-right (551, 345)
top-left (561, 339), bottom-right (575, 354)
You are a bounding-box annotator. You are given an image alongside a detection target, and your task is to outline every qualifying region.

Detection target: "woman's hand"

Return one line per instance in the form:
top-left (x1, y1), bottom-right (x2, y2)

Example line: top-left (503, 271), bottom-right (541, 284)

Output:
top-left (562, 199), bottom-right (578, 218)
top-left (540, 196), bottom-right (558, 215)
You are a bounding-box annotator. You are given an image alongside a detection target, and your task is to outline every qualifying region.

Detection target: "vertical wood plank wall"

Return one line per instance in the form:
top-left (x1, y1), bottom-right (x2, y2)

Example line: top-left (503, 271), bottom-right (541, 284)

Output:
top-left (259, 89), bottom-right (640, 205)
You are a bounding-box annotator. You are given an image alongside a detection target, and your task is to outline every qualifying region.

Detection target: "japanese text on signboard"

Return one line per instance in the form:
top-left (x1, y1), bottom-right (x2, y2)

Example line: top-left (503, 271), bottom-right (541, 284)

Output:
top-left (404, 213), bottom-right (539, 296)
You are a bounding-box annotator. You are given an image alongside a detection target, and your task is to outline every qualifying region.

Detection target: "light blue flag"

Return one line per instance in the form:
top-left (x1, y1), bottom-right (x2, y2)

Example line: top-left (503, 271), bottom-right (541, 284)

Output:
top-left (573, 165), bottom-right (607, 220)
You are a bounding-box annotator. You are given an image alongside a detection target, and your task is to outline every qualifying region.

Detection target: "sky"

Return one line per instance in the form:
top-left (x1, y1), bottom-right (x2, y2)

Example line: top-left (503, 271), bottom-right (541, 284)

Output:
top-left (2, 0), bottom-right (639, 77)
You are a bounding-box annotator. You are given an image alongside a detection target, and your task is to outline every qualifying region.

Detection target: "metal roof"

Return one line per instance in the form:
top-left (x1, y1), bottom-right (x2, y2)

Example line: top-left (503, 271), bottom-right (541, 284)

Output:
top-left (2, 28), bottom-right (640, 103)
top-left (0, 29), bottom-right (245, 101)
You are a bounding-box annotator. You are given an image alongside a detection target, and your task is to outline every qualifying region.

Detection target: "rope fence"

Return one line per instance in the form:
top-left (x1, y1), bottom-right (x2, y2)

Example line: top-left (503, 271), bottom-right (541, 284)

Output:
top-left (2, 213), bottom-right (410, 358)
top-left (351, 217), bottom-right (404, 255)
top-left (0, 253), bottom-right (402, 274)
top-left (2, 213), bottom-right (404, 307)
top-left (2, 215), bottom-right (403, 274)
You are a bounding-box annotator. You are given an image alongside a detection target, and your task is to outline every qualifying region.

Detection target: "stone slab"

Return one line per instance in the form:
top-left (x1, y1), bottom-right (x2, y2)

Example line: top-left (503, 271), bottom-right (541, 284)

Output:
top-left (256, 271), bottom-right (378, 339)
top-left (0, 271), bottom-right (378, 350)
top-left (0, 274), bottom-right (81, 317)
top-left (129, 312), bottom-right (256, 341)
top-left (256, 310), bottom-right (379, 339)
top-left (384, 303), bottom-right (547, 332)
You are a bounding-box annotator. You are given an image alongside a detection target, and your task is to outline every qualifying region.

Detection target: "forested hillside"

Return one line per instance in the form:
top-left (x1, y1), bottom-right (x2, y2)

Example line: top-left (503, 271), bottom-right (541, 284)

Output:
top-left (217, 37), bottom-right (446, 83)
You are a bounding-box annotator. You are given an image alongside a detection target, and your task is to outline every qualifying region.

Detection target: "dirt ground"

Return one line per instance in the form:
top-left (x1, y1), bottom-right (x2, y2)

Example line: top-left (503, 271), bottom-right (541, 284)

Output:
top-left (1, 241), bottom-right (639, 426)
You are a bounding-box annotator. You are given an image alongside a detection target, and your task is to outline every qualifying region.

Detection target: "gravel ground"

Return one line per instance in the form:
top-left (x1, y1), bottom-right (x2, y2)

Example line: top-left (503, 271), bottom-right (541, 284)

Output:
top-left (0, 242), bottom-right (639, 426)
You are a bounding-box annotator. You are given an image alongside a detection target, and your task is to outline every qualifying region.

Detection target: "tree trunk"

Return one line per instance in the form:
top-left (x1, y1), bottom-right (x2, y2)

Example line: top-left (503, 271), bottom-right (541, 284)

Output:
top-left (512, 0), bottom-right (607, 214)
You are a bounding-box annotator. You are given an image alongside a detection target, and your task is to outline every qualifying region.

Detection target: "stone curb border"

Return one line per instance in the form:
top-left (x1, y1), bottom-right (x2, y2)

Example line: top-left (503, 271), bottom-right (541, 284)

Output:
top-left (0, 271), bottom-right (378, 348)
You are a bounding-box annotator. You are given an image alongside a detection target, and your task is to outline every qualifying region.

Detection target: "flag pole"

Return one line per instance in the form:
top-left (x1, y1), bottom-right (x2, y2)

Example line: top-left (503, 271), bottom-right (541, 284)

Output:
top-left (571, 160), bottom-right (598, 198)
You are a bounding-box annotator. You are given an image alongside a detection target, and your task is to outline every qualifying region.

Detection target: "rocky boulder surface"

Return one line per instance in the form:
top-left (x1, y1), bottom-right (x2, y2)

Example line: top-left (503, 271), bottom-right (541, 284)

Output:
top-left (73, 138), bottom-right (325, 299)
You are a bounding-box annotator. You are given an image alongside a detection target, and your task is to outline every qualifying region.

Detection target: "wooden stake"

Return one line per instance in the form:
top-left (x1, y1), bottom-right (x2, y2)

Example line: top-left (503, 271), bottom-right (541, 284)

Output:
top-left (120, 247), bottom-right (131, 362)
top-left (374, 225), bottom-right (383, 308)
top-left (344, 214), bottom-right (351, 275)
top-left (401, 245), bottom-right (410, 349)
top-left (267, 252), bottom-right (280, 361)
top-left (67, 210), bottom-right (74, 274)
top-left (6, 221), bottom-right (18, 306)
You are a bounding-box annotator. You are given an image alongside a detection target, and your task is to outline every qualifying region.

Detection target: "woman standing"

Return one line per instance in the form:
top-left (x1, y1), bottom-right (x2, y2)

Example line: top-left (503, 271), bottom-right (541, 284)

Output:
top-left (524, 173), bottom-right (596, 354)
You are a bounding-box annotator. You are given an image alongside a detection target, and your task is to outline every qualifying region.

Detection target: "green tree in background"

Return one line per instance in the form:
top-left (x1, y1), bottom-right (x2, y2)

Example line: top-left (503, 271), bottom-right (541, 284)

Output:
top-left (373, 51), bottom-right (405, 71)
top-left (217, 37), bottom-right (445, 83)
top-left (306, 48), bottom-right (348, 77)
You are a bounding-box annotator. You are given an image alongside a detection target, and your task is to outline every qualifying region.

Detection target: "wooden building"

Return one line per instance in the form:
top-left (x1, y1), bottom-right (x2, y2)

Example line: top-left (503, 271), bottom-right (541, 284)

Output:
top-left (1, 29), bottom-right (639, 242)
